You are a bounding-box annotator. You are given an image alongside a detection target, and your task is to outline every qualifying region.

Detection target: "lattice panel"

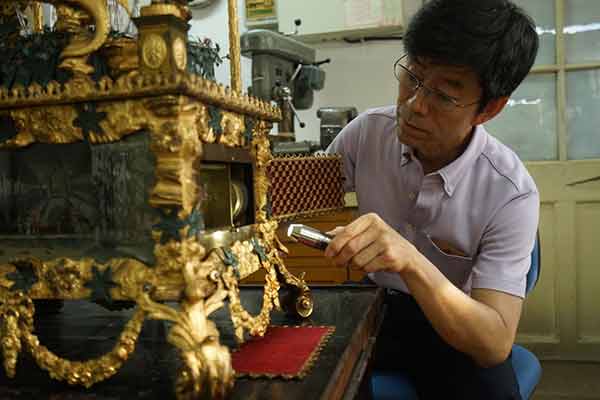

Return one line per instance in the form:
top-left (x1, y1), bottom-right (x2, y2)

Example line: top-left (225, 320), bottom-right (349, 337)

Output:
top-left (267, 155), bottom-right (345, 220)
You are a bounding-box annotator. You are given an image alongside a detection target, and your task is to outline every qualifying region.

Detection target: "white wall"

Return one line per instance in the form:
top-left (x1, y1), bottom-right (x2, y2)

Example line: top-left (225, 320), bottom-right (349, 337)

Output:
top-left (186, 1), bottom-right (417, 143)
top-left (295, 40), bottom-right (404, 142)
top-left (288, 0), bottom-right (423, 142)
top-left (188, 0), bottom-right (253, 92)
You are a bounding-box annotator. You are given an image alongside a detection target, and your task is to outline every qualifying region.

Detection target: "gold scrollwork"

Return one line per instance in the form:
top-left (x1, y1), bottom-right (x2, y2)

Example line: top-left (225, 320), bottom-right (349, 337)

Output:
top-left (252, 121), bottom-right (274, 224)
top-left (222, 244), bottom-right (280, 342)
top-left (25, 308), bottom-right (147, 387)
top-left (44, 0), bottom-right (110, 75)
top-left (50, 0), bottom-right (110, 58)
top-left (137, 249), bottom-right (234, 400)
top-left (1, 105), bottom-right (81, 148)
top-left (0, 288), bottom-right (146, 387)
top-left (0, 227), bottom-right (311, 398)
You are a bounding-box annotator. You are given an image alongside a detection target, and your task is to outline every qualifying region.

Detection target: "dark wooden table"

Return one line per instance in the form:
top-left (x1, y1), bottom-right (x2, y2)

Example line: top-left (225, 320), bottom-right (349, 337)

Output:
top-left (0, 285), bottom-right (384, 400)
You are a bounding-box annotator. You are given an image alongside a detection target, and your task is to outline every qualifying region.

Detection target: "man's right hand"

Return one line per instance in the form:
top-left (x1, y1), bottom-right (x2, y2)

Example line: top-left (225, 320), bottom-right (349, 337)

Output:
top-left (324, 213), bottom-right (419, 275)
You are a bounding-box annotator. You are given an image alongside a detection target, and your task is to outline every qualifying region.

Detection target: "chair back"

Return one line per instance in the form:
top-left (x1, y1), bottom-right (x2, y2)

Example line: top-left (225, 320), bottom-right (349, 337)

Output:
top-left (525, 233), bottom-right (541, 295)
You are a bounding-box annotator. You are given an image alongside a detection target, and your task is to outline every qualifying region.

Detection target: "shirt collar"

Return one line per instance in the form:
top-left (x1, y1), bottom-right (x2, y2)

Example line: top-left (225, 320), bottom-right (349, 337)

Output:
top-left (438, 125), bottom-right (488, 197)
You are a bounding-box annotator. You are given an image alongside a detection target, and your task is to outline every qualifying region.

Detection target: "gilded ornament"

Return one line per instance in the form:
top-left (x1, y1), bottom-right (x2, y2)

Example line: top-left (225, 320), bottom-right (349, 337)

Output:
top-left (50, 0), bottom-right (110, 58)
top-left (0, 0), bottom-right (340, 398)
top-left (140, 3), bottom-right (190, 21)
top-left (220, 111), bottom-right (244, 147)
top-left (46, 0), bottom-right (110, 75)
top-left (102, 36), bottom-right (139, 77)
top-left (3, 105), bottom-right (82, 148)
top-left (142, 34), bottom-right (168, 70)
top-left (173, 37), bottom-right (188, 72)
top-left (0, 71), bottom-right (281, 123)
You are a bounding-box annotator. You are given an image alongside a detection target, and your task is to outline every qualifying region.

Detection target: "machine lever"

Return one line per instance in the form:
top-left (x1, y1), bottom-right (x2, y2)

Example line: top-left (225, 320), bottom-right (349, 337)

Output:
top-left (314, 58), bottom-right (331, 67)
top-left (273, 85), bottom-right (306, 129)
top-left (290, 64), bottom-right (303, 83)
top-left (286, 97), bottom-right (306, 128)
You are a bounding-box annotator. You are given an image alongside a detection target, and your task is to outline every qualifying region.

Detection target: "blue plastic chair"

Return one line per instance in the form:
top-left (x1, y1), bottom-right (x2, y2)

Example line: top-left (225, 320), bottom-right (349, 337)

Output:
top-left (371, 235), bottom-right (542, 399)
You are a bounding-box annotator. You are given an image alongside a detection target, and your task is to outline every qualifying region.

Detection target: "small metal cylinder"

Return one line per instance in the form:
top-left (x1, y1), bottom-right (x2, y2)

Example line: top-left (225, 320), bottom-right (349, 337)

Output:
top-left (287, 224), bottom-right (332, 251)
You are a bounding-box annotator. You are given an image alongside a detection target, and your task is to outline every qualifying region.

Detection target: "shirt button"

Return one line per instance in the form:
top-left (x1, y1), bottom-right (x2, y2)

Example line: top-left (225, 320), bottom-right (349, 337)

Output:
top-left (407, 223), bottom-right (414, 233)
top-left (408, 192), bottom-right (416, 201)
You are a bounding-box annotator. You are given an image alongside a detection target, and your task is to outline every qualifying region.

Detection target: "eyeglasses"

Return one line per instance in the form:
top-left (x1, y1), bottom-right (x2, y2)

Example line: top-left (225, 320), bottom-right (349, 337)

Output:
top-left (393, 54), bottom-right (480, 112)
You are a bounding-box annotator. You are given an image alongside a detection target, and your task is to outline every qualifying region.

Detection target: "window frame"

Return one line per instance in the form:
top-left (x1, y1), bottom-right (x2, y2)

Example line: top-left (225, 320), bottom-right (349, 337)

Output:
top-left (527, 0), bottom-right (600, 161)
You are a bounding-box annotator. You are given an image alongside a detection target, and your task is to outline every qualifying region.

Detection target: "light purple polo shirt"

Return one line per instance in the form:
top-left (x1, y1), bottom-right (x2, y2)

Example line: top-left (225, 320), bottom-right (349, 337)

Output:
top-left (326, 106), bottom-right (539, 298)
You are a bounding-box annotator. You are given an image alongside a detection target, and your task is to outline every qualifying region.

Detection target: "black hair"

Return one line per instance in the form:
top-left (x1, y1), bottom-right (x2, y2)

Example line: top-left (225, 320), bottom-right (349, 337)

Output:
top-left (403, 0), bottom-right (539, 109)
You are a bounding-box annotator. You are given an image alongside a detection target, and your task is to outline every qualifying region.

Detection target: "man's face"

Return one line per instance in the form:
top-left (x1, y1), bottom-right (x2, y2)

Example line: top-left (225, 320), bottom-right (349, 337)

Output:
top-left (395, 57), bottom-right (484, 164)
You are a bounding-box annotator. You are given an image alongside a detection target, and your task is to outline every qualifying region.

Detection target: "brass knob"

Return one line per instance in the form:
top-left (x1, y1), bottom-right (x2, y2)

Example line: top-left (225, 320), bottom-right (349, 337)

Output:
top-left (295, 295), bottom-right (313, 318)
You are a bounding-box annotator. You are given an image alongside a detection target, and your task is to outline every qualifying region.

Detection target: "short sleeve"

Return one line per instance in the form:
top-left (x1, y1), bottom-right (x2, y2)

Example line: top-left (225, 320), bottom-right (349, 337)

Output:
top-left (325, 114), bottom-right (364, 193)
top-left (471, 191), bottom-right (540, 298)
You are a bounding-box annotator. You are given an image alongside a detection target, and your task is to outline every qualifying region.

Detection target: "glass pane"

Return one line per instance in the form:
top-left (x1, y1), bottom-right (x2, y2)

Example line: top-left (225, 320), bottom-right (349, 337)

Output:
top-left (565, 0), bottom-right (600, 64)
top-left (566, 70), bottom-right (600, 159)
top-left (513, 0), bottom-right (556, 66)
top-left (485, 74), bottom-right (557, 161)
top-left (0, 131), bottom-right (159, 265)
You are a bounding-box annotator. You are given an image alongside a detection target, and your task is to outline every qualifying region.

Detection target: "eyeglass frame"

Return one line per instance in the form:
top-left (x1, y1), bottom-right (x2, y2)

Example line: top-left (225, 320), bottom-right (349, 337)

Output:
top-left (393, 54), bottom-right (481, 111)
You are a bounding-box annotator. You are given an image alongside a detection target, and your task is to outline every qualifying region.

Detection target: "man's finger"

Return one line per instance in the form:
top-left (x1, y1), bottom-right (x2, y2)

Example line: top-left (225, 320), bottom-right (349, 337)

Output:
top-left (325, 214), bottom-right (375, 258)
top-left (332, 224), bottom-right (382, 267)
top-left (349, 240), bottom-right (385, 270)
top-left (343, 213), bottom-right (379, 238)
top-left (326, 226), bottom-right (345, 236)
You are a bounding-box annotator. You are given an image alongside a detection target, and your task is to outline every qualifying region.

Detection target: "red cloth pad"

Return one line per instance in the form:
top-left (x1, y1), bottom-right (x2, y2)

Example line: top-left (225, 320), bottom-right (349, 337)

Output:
top-left (232, 325), bottom-right (335, 379)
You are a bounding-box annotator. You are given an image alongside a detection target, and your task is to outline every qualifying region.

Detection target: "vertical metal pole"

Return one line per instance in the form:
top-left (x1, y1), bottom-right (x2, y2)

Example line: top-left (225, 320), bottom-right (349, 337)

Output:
top-left (227, 0), bottom-right (242, 94)
top-left (32, 3), bottom-right (44, 32)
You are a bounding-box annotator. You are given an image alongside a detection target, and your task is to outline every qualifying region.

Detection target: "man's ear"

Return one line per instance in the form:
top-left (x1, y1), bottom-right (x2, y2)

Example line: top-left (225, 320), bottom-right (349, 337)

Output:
top-left (472, 97), bottom-right (509, 126)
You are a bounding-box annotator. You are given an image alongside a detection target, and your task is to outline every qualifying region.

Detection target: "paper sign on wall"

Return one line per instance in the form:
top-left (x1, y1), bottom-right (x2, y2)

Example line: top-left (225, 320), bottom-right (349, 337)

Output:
top-left (344, 0), bottom-right (403, 28)
top-left (246, 0), bottom-right (276, 21)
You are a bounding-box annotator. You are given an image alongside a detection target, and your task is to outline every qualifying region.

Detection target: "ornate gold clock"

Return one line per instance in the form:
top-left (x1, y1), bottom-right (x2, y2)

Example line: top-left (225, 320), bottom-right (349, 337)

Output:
top-left (0, 1), bottom-right (344, 399)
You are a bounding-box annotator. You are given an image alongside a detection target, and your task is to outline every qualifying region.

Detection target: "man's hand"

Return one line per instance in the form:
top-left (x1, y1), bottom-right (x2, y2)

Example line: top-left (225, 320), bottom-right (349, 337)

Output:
top-left (324, 213), bottom-right (524, 367)
top-left (324, 213), bottom-right (418, 274)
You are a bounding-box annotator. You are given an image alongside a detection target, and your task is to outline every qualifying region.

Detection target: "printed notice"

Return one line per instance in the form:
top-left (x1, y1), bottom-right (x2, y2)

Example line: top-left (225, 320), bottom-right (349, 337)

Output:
top-left (382, 0), bottom-right (404, 27)
top-left (246, 0), bottom-right (276, 21)
top-left (344, 0), bottom-right (383, 28)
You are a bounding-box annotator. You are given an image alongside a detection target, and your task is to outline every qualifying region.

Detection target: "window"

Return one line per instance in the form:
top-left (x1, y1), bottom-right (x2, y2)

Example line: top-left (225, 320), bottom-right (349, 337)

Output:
top-left (486, 0), bottom-right (600, 161)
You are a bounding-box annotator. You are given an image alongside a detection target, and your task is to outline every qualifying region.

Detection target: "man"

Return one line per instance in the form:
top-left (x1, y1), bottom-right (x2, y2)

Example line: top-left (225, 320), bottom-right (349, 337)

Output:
top-left (325, 0), bottom-right (539, 398)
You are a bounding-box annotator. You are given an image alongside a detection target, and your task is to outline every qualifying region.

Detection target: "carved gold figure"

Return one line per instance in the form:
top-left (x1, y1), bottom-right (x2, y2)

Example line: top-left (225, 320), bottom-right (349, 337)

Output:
top-left (0, 1), bottom-right (345, 399)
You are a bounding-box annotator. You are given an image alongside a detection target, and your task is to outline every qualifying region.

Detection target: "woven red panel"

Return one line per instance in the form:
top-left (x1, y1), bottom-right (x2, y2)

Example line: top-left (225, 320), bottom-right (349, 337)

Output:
top-left (267, 155), bottom-right (345, 220)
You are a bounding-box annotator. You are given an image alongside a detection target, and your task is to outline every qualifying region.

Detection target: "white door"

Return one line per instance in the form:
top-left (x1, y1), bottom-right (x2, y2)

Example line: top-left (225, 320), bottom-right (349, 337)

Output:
top-left (486, 0), bottom-right (600, 361)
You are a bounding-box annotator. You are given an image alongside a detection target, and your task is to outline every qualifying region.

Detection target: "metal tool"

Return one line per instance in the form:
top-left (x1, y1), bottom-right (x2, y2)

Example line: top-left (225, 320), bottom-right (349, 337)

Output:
top-left (287, 224), bottom-right (332, 250)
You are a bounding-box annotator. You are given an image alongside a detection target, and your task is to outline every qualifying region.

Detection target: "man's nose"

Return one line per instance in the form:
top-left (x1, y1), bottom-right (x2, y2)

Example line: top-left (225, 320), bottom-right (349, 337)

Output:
top-left (405, 86), bottom-right (430, 115)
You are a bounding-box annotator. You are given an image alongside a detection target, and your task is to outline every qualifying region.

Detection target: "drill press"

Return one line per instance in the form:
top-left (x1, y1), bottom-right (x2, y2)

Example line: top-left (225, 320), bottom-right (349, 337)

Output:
top-left (241, 28), bottom-right (328, 142)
